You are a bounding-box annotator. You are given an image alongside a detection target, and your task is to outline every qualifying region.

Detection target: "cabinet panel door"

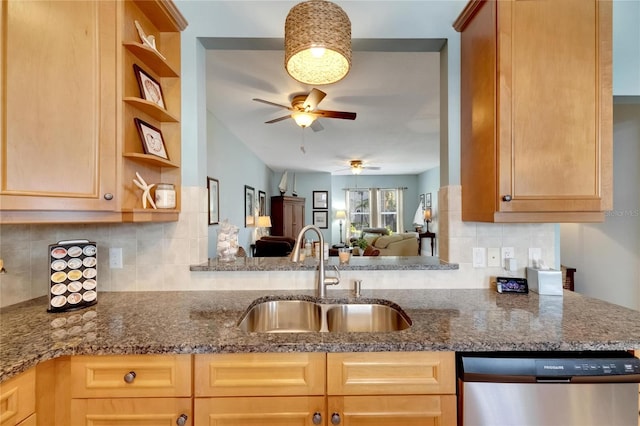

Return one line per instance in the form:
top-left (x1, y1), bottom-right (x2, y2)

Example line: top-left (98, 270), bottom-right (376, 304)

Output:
top-left (328, 395), bottom-right (456, 426)
top-left (70, 398), bottom-right (192, 426)
top-left (195, 396), bottom-right (325, 426)
top-left (0, 369), bottom-right (35, 426)
top-left (195, 353), bottom-right (325, 397)
top-left (497, 0), bottom-right (612, 214)
top-left (327, 352), bottom-right (455, 396)
top-left (0, 0), bottom-right (117, 212)
top-left (70, 355), bottom-right (192, 398)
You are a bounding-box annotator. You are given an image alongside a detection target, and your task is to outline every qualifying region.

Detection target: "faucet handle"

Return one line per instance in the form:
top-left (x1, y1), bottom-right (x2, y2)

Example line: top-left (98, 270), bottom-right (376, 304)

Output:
top-left (324, 265), bottom-right (340, 286)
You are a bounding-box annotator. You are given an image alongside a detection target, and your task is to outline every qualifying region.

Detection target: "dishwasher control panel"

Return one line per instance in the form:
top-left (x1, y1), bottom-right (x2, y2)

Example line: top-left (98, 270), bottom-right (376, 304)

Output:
top-left (535, 358), bottom-right (640, 376)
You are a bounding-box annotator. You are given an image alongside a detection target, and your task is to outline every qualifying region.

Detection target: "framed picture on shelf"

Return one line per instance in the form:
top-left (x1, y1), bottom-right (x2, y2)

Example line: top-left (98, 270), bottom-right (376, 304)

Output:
top-left (134, 118), bottom-right (169, 160)
top-left (133, 64), bottom-right (166, 109)
top-left (258, 190), bottom-right (266, 216)
top-left (313, 191), bottom-right (328, 209)
top-left (313, 210), bottom-right (328, 229)
top-left (207, 177), bottom-right (219, 225)
top-left (244, 185), bottom-right (255, 227)
top-left (426, 192), bottom-right (432, 207)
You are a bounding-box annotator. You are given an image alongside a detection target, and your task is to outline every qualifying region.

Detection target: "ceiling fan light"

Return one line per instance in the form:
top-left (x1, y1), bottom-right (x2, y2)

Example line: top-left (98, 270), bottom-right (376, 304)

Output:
top-left (285, 0), bottom-right (352, 85)
top-left (292, 112), bottom-right (316, 128)
top-left (351, 164), bottom-right (363, 175)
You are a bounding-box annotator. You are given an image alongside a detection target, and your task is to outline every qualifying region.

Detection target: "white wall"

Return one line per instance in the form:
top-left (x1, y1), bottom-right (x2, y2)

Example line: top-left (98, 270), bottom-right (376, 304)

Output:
top-left (613, 0), bottom-right (640, 97)
top-left (560, 104), bottom-right (640, 310)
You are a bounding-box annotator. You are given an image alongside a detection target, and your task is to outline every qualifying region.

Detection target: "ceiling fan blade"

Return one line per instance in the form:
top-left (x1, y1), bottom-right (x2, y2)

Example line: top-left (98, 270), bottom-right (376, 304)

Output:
top-left (265, 115), bottom-right (292, 124)
top-left (364, 166), bottom-right (381, 170)
top-left (303, 88), bottom-right (327, 111)
top-left (314, 110), bottom-right (357, 120)
top-left (253, 98), bottom-right (292, 110)
top-left (310, 120), bottom-right (324, 132)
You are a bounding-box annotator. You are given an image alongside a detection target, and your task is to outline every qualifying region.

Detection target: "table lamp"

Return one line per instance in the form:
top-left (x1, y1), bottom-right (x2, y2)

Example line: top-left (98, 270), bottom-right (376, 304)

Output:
top-left (336, 210), bottom-right (347, 246)
top-left (423, 208), bottom-right (432, 232)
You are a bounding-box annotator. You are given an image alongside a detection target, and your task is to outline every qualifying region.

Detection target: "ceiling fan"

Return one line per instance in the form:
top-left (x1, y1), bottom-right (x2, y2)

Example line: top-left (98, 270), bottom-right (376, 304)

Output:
top-left (337, 159), bottom-right (381, 175)
top-left (252, 88), bottom-right (356, 132)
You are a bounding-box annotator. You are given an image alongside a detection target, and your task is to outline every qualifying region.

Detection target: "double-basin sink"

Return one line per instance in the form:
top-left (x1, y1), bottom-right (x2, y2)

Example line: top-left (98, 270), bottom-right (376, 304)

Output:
top-left (238, 297), bottom-right (411, 333)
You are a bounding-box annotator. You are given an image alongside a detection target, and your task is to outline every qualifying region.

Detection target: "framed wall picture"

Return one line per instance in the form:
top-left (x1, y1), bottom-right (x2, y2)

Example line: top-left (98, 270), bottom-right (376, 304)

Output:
top-left (133, 64), bottom-right (166, 109)
top-left (419, 193), bottom-right (425, 210)
top-left (244, 185), bottom-right (255, 227)
top-left (207, 177), bottom-right (219, 225)
top-left (134, 118), bottom-right (169, 160)
top-left (313, 210), bottom-right (328, 229)
top-left (313, 190), bottom-right (328, 209)
top-left (426, 192), bottom-right (432, 207)
top-left (258, 190), bottom-right (266, 216)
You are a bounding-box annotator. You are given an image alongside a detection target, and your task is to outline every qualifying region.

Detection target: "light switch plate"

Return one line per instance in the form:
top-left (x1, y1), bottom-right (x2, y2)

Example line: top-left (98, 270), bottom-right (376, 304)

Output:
top-left (472, 248), bottom-right (486, 268)
top-left (109, 247), bottom-right (123, 269)
top-left (528, 247), bottom-right (542, 267)
top-left (487, 248), bottom-right (500, 267)
top-left (501, 247), bottom-right (515, 268)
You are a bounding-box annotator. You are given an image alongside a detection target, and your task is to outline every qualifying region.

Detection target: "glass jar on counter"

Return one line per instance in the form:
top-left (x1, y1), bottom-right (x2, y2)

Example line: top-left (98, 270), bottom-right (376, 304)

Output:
top-left (155, 183), bottom-right (176, 209)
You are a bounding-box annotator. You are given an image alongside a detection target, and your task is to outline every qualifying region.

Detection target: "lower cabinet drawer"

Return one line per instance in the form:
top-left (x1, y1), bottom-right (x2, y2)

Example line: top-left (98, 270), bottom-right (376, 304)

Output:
top-left (327, 352), bottom-right (456, 395)
top-left (195, 353), bottom-right (325, 397)
top-left (70, 398), bottom-right (192, 426)
top-left (0, 368), bottom-right (35, 426)
top-left (328, 395), bottom-right (457, 425)
top-left (195, 396), bottom-right (325, 426)
top-left (71, 355), bottom-right (192, 398)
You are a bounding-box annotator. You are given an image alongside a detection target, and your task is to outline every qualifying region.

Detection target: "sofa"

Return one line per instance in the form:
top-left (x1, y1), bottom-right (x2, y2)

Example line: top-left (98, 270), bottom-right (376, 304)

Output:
top-left (253, 236), bottom-right (296, 257)
top-left (363, 231), bottom-right (419, 256)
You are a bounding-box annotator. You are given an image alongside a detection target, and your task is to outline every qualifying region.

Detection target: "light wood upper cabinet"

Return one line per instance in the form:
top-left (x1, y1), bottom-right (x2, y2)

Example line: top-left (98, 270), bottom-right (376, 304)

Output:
top-left (0, 0), bottom-right (117, 217)
top-left (0, 0), bottom-right (187, 224)
top-left (454, 0), bottom-right (613, 223)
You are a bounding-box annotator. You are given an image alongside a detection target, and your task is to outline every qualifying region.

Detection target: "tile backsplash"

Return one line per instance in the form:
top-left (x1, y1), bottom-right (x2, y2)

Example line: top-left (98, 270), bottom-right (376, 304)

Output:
top-left (0, 185), bottom-right (555, 308)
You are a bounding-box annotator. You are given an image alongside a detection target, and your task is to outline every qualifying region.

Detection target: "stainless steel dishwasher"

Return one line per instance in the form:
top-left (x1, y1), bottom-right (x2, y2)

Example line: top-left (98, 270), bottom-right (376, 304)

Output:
top-left (457, 351), bottom-right (640, 426)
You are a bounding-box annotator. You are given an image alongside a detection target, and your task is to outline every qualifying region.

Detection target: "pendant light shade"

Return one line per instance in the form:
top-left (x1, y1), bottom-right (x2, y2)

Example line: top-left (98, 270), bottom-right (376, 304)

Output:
top-left (285, 0), bottom-right (352, 85)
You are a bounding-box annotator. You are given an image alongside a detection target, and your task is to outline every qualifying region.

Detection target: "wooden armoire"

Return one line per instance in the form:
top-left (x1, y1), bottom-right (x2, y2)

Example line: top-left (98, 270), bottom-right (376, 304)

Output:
top-left (270, 196), bottom-right (305, 239)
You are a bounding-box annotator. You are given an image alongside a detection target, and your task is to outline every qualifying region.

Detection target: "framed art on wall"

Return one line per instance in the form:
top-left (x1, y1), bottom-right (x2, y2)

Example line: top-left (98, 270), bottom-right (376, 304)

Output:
top-left (313, 210), bottom-right (328, 229)
top-left (245, 185), bottom-right (255, 227)
top-left (207, 177), bottom-right (219, 225)
top-left (313, 191), bottom-right (328, 209)
top-left (426, 192), bottom-right (432, 207)
top-left (420, 193), bottom-right (425, 210)
top-left (258, 190), bottom-right (266, 216)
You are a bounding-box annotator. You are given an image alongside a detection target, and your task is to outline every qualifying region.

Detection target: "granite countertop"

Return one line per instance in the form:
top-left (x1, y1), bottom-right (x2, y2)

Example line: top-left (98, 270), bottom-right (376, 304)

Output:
top-left (2, 288), bottom-right (640, 382)
top-left (190, 255), bottom-right (458, 271)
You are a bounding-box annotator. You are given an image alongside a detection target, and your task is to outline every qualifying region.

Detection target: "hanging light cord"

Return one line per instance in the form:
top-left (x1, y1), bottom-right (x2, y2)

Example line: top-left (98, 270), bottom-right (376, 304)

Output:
top-left (300, 127), bottom-right (307, 154)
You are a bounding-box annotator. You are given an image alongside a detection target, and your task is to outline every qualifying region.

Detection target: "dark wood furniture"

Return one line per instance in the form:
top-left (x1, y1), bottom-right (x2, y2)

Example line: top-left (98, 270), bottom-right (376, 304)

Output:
top-left (418, 232), bottom-right (436, 256)
top-left (271, 196), bottom-right (305, 239)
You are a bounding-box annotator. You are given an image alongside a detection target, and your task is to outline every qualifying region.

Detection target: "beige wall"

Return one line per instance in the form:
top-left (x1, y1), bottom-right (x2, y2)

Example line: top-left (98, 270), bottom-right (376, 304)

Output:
top-left (0, 185), bottom-right (555, 308)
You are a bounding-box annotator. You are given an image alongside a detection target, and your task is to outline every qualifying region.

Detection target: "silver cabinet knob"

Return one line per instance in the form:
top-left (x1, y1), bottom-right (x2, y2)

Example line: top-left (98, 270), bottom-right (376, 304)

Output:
top-left (502, 195), bottom-right (512, 202)
top-left (312, 412), bottom-right (322, 425)
top-left (176, 414), bottom-right (188, 426)
top-left (331, 413), bottom-right (341, 425)
top-left (104, 193), bottom-right (114, 200)
top-left (123, 371), bottom-right (136, 383)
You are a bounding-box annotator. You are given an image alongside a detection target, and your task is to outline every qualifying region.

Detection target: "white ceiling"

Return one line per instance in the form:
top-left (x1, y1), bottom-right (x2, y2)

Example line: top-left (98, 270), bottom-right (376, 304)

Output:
top-left (205, 40), bottom-right (442, 176)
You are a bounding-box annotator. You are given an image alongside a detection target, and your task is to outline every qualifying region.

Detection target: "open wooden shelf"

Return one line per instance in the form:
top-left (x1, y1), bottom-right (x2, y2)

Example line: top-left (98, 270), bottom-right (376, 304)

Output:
top-left (124, 42), bottom-right (179, 77)
top-left (123, 152), bottom-right (179, 168)
top-left (124, 97), bottom-right (179, 122)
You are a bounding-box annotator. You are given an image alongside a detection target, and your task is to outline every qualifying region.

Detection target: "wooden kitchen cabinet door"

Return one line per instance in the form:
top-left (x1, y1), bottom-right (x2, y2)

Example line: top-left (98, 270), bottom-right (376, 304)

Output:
top-left (0, 368), bottom-right (35, 426)
top-left (327, 395), bottom-right (457, 426)
top-left (70, 398), bottom-right (192, 426)
top-left (455, 0), bottom-right (612, 222)
top-left (0, 0), bottom-right (118, 216)
top-left (195, 396), bottom-right (325, 426)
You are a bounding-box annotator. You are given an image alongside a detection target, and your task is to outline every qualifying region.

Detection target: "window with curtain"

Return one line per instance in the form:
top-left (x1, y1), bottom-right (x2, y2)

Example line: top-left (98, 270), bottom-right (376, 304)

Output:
top-left (346, 188), bottom-right (404, 237)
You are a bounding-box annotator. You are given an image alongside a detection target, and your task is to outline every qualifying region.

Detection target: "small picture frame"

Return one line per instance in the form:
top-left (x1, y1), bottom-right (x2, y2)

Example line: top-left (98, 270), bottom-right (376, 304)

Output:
top-left (245, 185), bottom-right (255, 227)
top-left (419, 193), bottom-right (425, 210)
top-left (426, 192), bottom-right (432, 207)
top-left (134, 118), bottom-right (169, 160)
top-left (207, 177), bottom-right (219, 225)
top-left (133, 64), bottom-right (166, 109)
top-left (313, 191), bottom-right (328, 209)
top-left (313, 210), bottom-right (328, 229)
top-left (258, 190), bottom-right (266, 216)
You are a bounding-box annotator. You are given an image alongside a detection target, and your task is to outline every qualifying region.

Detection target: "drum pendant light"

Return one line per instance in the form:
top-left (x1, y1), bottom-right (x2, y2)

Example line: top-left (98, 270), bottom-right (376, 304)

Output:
top-left (285, 0), bottom-right (351, 85)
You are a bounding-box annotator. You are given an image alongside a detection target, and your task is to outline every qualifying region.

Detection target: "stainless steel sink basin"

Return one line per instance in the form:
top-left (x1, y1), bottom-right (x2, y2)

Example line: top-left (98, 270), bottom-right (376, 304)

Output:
top-left (238, 300), bottom-right (322, 333)
top-left (238, 299), bottom-right (411, 333)
top-left (326, 304), bottom-right (411, 332)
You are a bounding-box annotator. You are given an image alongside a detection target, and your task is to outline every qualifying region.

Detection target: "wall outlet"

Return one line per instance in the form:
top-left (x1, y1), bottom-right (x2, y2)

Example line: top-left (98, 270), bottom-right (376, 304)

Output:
top-left (109, 247), bottom-right (123, 269)
top-left (487, 248), bottom-right (500, 267)
top-left (528, 247), bottom-right (542, 267)
top-left (501, 247), bottom-right (515, 268)
top-left (472, 247), bottom-right (486, 268)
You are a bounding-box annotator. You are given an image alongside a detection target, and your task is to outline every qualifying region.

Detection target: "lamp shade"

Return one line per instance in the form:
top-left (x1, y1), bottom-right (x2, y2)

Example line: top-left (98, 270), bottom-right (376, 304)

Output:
top-left (257, 216), bottom-right (272, 228)
top-left (336, 210), bottom-right (347, 220)
top-left (285, 0), bottom-right (352, 85)
top-left (291, 111), bottom-right (316, 128)
top-left (424, 208), bottom-right (432, 222)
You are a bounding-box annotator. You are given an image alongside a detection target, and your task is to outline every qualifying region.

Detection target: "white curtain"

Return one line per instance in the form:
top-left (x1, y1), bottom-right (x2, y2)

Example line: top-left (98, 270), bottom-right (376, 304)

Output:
top-left (397, 189), bottom-right (405, 233)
